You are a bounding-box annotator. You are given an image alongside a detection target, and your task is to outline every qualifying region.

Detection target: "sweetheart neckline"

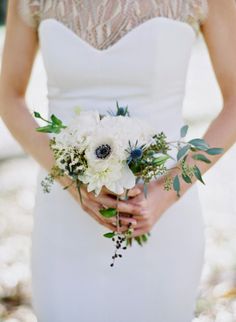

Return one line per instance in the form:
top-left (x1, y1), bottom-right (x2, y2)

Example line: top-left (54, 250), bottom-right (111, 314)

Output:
top-left (38, 16), bottom-right (196, 54)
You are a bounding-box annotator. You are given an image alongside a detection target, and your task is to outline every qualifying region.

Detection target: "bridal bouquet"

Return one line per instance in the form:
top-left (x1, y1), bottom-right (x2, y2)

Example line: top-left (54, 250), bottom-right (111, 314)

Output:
top-left (34, 102), bottom-right (223, 266)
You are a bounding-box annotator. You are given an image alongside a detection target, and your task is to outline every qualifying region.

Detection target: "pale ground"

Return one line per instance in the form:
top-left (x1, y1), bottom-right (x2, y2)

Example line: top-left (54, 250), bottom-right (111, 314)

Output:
top-left (0, 26), bottom-right (236, 322)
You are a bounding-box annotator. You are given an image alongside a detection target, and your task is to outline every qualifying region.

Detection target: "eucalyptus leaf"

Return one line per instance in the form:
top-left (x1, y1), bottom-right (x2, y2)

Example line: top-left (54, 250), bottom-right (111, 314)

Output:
top-left (182, 173), bottom-right (192, 184)
top-left (103, 232), bottom-right (115, 238)
top-left (192, 154), bottom-right (211, 164)
top-left (193, 166), bottom-right (205, 185)
top-left (206, 148), bottom-right (224, 155)
top-left (180, 125), bottom-right (189, 138)
top-left (99, 208), bottom-right (117, 218)
top-left (173, 175), bottom-right (180, 197)
top-left (188, 138), bottom-right (209, 151)
top-left (177, 145), bottom-right (189, 161)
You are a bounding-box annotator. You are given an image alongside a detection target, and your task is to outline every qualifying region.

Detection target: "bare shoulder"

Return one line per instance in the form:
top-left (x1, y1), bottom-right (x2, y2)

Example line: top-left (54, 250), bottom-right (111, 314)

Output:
top-left (200, 0), bottom-right (236, 100)
top-left (201, 0), bottom-right (236, 26)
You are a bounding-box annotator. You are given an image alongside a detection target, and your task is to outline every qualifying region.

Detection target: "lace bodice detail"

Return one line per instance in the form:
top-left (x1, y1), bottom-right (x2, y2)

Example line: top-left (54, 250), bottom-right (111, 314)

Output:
top-left (19, 0), bottom-right (208, 50)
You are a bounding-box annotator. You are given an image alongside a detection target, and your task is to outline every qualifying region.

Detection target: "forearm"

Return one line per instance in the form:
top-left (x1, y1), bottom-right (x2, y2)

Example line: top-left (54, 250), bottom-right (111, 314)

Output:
top-left (0, 94), bottom-right (71, 187)
top-left (201, 96), bottom-right (236, 173)
top-left (179, 97), bottom-right (236, 195)
top-left (1, 95), bottom-right (53, 169)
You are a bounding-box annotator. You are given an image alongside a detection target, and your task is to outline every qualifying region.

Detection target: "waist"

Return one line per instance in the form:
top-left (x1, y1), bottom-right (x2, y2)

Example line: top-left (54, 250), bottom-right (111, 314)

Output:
top-left (47, 95), bottom-right (185, 139)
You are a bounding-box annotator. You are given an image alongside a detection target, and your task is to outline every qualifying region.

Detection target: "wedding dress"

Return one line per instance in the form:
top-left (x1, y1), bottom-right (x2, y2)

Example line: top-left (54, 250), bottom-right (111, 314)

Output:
top-left (19, 1), bottom-right (208, 321)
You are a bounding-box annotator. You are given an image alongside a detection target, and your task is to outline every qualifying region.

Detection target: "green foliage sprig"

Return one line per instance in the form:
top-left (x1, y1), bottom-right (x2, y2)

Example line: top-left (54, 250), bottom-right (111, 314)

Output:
top-left (34, 111), bottom-right (66, 134)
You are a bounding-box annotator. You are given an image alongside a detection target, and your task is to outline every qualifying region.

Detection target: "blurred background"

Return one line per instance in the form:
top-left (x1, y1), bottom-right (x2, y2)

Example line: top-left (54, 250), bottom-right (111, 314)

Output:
top-left (0, 2), bottom-right (236, 322)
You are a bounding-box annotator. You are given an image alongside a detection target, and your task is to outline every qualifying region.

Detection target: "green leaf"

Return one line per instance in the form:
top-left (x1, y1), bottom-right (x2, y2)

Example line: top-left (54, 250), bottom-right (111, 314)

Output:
top-left (99, 208), bottom-right (117, 218)
top-left (188, 138), bottom-right (209, 151)
top-left (180, 125), bottom-right (189, 138)
top-left (36, 125), bottom-right (64, 134)
top-left (177, 145), bottom-right (189, 161)
top-left (182, 173), bottom-right (192, 184)
top-left (51, 114), bottom-right (63, 126)
top-left (103, 232), bottom-right (115, 238)
top-left (126, 237), bottom-right (132, 247)
top-left (36, 125), bottom-right (54, 133)
top-left (141, 234), bottom-right (148, 243)
top-left (116, 100), bottom-right (120, 110)
top-left (206, 148), bottom-right (224, 155)
top-left (153, 154), bottom-right (170, 165)
top-left (192, 154), bottom-right (211, 164)
top-left (173, 175), bottom-right (180, 197)
top-left (135, 236), bottom-right (143, 246)
top-left (193, 166), bottom-right (205, 185)
top-left (52, 126), bottom-right (62, 134)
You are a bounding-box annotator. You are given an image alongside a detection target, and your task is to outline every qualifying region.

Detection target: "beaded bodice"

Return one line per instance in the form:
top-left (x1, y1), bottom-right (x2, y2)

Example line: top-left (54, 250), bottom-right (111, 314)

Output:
top-left (19, 0), bottom-right (208, 50)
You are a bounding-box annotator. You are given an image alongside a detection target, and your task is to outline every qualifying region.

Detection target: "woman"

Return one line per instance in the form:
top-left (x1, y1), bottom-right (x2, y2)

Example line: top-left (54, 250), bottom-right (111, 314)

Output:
top-left (0, 1), bottom-right (236, 321)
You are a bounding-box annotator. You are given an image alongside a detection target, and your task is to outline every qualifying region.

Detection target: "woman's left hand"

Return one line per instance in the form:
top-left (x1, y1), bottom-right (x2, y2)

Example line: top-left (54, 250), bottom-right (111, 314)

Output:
top-left (122, 177), bottom-right (179, 237)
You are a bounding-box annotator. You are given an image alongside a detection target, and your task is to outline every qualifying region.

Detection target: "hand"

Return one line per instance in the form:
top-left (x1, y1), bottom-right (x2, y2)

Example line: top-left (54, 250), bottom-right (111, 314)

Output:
top-left (67, 181), bottom-right (142, 232)
top-left (120, 177), bottom-right (179, 237)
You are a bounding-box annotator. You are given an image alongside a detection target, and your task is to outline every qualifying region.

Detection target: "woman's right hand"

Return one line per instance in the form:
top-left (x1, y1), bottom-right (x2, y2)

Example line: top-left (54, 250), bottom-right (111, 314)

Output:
top-left (67, 182), bottom-right (142, 232)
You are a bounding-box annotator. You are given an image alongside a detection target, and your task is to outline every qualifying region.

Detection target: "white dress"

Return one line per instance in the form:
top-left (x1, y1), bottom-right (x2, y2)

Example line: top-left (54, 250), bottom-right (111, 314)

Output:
top-left (19, 1), bottom-right (208, 321)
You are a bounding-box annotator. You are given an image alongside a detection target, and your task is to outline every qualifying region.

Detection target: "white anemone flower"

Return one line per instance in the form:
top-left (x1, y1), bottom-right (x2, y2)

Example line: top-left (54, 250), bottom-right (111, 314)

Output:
top-left (53, 110), bottom-right (100, 152)
top-left (100, 115), bottom-right (155, 147)
top-left (80, 128), bottom-right (136, 195)
top-left (79, 161), bottom-right (135, 196)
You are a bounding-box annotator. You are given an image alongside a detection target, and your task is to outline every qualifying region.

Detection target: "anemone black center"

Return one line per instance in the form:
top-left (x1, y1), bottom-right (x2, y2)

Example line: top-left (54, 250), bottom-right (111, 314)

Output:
top-left (95, 144), bottom-right (112, 159)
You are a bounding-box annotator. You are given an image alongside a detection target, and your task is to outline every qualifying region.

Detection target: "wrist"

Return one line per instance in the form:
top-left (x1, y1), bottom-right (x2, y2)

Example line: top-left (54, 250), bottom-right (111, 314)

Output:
top-left (56, 175), bottom-right (78, 199)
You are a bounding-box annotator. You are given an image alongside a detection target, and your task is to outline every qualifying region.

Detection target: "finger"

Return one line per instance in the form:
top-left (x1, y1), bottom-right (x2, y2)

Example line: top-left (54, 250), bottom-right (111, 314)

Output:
top-left (107, 215), bottom-right (136, 232)
top-left (109, 222), bottom-right (131, 233)
top-left (92, 194), bottom-right (142, 216)
top-left (118, 215), bottom-right (137, 226)
top-left (89, 193), bottom-right (118, 208)
top-left (116, 201), bottom-right (142, 216)
top-left (132, 219), bottom-right (149, 229)
top-left (93, 208), bottom-right (131, 233)
top-left (81, 200), bottom-right (115, 229)
top-left (127, 187), bottom-right (142, 197)
top-left (130, 212), bottom-right (149, 221)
